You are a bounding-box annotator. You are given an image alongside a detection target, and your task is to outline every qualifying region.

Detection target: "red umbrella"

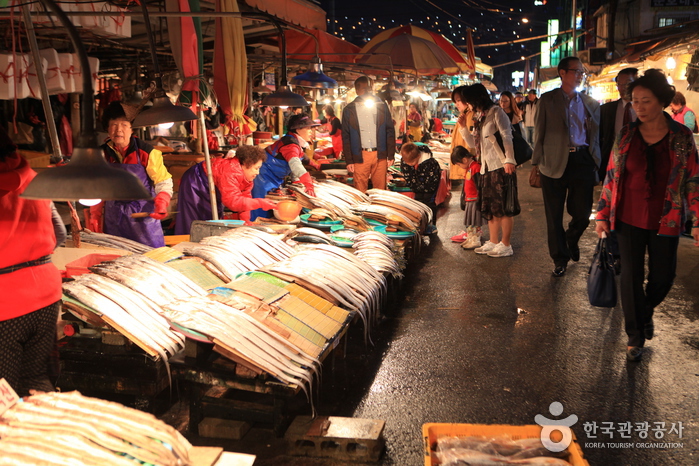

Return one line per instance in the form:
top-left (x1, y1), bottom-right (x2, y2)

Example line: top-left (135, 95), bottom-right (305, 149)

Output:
top-left (359, 25), bottom-right (474, 73)
top-left (358, 33), bottom-right (460, 76)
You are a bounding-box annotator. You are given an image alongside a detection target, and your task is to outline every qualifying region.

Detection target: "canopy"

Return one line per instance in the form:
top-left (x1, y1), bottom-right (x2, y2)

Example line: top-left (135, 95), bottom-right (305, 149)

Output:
top-left (243, 0), bottom-right (326, 30)
top-left (358, 33), bottom-right (460, 76)
top-left (359, 24), bottom-right (474, 73)
top-left (285, 28), bottom-right (361, 64)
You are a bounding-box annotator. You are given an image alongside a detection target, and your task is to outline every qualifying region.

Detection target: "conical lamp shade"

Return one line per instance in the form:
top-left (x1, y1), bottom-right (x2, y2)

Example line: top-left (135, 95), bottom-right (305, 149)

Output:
top-left (262, 86), bottom-right (309, 107)
top-left (132, 95), bottom-right (197, 128)
top-left (21, 146), bottom-right (152, 201)
top-left (290, 58), bottom-right (337, 89)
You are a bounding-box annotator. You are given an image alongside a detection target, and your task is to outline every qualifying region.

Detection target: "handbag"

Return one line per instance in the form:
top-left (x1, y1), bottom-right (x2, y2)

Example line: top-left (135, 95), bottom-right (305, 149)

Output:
top-left (529, 165), bottom-right (542, 188)
top-left (494, 128), bottom-right (533, 166)
top-left (503, 173), bottom-right (520, 216)
top-left (587, 234), bottom-right (617, 308)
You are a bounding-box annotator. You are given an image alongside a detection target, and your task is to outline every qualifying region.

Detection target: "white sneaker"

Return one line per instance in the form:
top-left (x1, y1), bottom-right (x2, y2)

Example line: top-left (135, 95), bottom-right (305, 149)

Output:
top-left (474, 240), bottom-right (498, 254)
top-left (487, 243), bottom-right (514, 257)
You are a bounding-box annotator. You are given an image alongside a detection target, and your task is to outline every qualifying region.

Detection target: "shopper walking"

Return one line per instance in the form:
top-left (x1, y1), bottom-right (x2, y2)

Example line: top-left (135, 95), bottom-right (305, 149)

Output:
top-left (532, 56), bottom-right (601, 277)
top-left (499, 91), bottom-right (524, 138)
top-left (522, 89), bottom-right (538, 145)
top-left (341, 76), bottom-right (396, 192)
top-left (460, 83), bottom-right (518, 258)
top-left (599, 68), bottom-right (638, 182)
top-left (595, 69), bottom-right (699, 361)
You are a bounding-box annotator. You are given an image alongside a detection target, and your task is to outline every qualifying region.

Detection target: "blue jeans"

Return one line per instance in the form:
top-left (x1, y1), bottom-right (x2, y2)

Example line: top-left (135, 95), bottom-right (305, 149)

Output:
top-left (523, 126), bottom-right (535, 145)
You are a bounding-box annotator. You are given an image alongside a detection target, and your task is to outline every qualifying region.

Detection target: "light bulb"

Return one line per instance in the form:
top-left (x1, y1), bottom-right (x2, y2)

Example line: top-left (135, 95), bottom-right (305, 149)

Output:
top-left (158, 122), bottom-right (174, 130)
top-left (364, 99), bottom-right (375, 108)
top-left (79, 199), bottom-right (102, 206)
top-left (666, 57), bottom-right (676, 70)
top-left (279, 106), bottom-right (289, 110)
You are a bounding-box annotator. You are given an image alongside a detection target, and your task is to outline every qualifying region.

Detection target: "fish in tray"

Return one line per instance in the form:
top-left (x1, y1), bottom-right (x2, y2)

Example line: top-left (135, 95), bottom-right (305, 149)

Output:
top-left (0, 391), bottom-right (192, 466)
top-left (79, 230), bottom-right (154, 254)
top-left (352, 231), bottom-right (404, 277)
top-left (367, 188), bottom-right (433, 224)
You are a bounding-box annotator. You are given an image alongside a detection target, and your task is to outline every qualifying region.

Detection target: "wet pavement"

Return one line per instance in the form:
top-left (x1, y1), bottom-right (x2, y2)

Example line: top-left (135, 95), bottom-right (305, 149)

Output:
top-left (171, 167), bottom-right (699, 465)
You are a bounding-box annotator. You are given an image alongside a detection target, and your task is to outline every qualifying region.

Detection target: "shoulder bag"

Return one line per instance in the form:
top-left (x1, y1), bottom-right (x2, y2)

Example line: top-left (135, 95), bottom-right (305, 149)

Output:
top-left (587, 234), bottom-right (617, 308)
top-left (493, 127), bottom-right (533, 167)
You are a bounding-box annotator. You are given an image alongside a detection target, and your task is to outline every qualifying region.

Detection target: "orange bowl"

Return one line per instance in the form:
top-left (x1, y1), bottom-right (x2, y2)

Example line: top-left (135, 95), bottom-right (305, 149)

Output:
top-left (275, 200), bottom-right (302, 222)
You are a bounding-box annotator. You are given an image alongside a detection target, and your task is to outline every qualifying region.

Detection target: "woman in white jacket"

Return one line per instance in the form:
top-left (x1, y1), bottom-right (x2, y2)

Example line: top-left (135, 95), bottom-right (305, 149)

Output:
top-left (460, 84), bottom-right (518, 257)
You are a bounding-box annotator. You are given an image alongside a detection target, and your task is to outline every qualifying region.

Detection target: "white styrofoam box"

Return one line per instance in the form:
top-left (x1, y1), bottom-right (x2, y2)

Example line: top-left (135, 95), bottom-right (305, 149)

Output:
top-left (58, 53), bottom-right (76, 93)
top-left (0, 54), bottom-right (30, 100)
top-left (71, 55), bottom-right (100, 94)
top-left (24, 55), bottom-right (49, 99)
top-left (76, 0), bottom-right (103, 29)
top-left (93, 3), bottom-right (131, 38)
top-left (39, 49), bottom-right (67, 94)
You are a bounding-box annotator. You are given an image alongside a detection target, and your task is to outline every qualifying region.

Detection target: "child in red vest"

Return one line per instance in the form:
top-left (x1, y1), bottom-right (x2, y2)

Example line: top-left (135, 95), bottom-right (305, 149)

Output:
top-left (450, 145), bottom-right (485, 248)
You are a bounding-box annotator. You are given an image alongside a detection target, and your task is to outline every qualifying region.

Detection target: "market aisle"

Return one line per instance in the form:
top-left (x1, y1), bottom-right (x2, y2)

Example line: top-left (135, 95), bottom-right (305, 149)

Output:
top-left (180, 167), bottom-right (699, 465)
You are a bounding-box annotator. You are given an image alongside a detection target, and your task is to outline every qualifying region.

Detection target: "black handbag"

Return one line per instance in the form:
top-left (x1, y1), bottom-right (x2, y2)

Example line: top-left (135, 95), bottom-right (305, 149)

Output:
top-left (587, 235), bottom-right (617, 308)
top-left (494, 128), bottom-right (533, 166)
top-left (503, 173), bottom-right (520, 216)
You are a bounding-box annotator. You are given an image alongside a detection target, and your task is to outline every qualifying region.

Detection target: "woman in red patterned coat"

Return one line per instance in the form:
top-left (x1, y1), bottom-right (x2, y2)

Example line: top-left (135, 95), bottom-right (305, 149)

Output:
top-left (595, 69), bottom-right (699, 362)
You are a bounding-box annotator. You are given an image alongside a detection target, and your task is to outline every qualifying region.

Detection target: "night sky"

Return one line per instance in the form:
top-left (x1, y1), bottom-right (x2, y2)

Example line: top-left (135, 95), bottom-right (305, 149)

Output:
top-left (318, 0), bottom-right (573, 90)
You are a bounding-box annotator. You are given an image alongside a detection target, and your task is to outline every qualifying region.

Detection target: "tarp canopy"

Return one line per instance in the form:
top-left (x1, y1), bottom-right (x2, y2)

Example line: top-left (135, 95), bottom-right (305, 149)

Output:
top-left (285, 28), bottom-right (361, 64)
top-left (243, 0), bottom-right (326, 31)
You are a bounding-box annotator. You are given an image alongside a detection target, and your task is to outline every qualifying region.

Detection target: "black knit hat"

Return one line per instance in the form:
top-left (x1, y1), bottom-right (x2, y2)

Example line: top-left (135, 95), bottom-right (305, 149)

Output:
top-left (288, 114), bottom-right (320, 131)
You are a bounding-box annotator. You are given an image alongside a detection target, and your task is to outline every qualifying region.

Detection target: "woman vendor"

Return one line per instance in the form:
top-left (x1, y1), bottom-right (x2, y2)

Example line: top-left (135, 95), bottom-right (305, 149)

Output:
top-left (250, 113), bottom-right (318, 220)
top-left (320, 105), bottom-right (343, 158)
top-left (175, 145), bottom-right (277, 234)
top-left (90, 102), bottom-right (173, 248)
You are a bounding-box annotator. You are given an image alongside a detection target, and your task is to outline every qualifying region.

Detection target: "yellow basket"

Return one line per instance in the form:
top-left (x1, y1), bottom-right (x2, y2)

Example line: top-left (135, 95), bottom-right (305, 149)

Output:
top-left (422, 423), bottom-right (589, 466)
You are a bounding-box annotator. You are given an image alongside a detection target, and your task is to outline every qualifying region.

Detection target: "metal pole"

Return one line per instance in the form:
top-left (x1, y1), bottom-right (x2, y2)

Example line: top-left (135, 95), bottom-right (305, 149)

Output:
top-left (199, 109), bottom-right (218, 221)
top-left (571, 0), bottom-right (577, 56)
top-left (21, 4), bottom-right (63, 161)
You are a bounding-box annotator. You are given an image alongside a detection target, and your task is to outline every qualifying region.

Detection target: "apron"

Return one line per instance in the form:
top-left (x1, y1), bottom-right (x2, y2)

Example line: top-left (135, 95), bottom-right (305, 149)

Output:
top-left (174, 162), bottom-right (224, 235)
top-left (103, 163), bottom-right (165, 248)
top-left (250, 151), bottom-right (291, 220)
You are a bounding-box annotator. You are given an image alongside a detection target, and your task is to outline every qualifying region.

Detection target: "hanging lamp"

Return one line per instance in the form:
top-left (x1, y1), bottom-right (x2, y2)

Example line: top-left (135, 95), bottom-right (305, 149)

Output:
top-left (290, 57), bottom-right (338, 89)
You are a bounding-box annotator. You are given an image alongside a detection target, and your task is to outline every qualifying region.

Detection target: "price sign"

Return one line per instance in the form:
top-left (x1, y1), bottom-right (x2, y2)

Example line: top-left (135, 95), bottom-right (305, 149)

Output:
top-left (0, 378), bottom-right (20, 416)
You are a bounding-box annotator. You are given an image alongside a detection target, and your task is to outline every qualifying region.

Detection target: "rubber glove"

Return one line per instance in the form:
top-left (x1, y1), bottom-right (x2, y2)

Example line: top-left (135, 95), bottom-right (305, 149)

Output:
top-left (257, 199), bottom-right (278, 211)
top-left (88, 202), bottom-right (104, 233)
top-left (150, 192), bottom-right (171, 220)
top-left (298, 172), bottom-right (315, 197)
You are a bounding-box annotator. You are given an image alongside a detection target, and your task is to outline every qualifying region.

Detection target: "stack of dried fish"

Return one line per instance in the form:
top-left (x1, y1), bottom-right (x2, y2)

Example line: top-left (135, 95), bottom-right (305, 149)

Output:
top-left (351, 203), bottom-right (420, 233)
top-left (262, 244), bottom-right (386, 343)
top-left (0, 391), bottom-right (192, 466)
top-left (80, 230), bottom-right (153, 253)
top-left (163, 296), bottom-right (319, 398)
top-left (289, 179), bottom-right (369, 218)
top-left (174, 227), bottom-right (294, 281)
top-left (62, 255), bottom-right (207, 362)
top-left (353, 231), bottom-right (404, 277)
top-left (367, 188), bottom-right (433, 224)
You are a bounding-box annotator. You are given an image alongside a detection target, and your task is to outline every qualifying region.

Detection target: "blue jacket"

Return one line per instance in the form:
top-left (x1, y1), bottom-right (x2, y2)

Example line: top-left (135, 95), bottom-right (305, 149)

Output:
top-left (341, 95), bottom-right (396, 164)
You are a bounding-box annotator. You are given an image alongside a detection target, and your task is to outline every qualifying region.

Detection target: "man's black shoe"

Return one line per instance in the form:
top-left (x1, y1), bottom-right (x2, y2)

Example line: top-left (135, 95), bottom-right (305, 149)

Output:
top-left (552, 265), bottom-right (567, 277)
top-left (569, 243), bottom-right (580, 262)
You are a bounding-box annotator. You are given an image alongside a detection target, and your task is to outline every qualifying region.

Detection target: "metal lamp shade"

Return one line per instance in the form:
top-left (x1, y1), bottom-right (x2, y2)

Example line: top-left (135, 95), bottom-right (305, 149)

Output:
top-left (435, 91), bottom-right (452, 101)
top-left (290, 58), bottom-right (338, 89)
top-left (132, 95), bottom-right (197, 128)
top-left (21, 146), bottom-right (152, 201)
top-left (262, 86), bottom-right (309, 107)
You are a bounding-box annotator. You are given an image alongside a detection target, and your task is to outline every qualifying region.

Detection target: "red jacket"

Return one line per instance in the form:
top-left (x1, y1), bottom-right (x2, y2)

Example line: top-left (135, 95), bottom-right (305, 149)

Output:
top-left (596, 115), bottom-right (699, 236)
top-left (206, 157), bottom-right (265, 222)
top-left (0, 153), bottom-right (62, 321)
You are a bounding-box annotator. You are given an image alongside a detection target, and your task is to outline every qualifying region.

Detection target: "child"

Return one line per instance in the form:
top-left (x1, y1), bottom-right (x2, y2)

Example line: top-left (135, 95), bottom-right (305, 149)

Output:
top-left (450, 145), bottom-right (485, 249)
top-left (399, 142), bottom-right (442, 234)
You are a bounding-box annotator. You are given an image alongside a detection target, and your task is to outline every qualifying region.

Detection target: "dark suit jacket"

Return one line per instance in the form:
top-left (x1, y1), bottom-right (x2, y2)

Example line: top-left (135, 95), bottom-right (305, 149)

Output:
top-left (599, 99), bottom-right (622, 181)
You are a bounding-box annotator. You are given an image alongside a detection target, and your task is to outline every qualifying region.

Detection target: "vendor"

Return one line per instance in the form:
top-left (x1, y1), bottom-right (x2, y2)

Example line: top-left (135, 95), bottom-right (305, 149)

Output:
top-left (175, 145), bottom-right (278, 234)
top-left (0, 126), bottom-right (64, 396)
top-left (320, 105), bottom-right (343, 158)
top-left (90, 102), bottom-right (174, 248)
top-left (407, 103), bottom-right (424, 142)
top-left (250, 113), bottom-right (318, 220)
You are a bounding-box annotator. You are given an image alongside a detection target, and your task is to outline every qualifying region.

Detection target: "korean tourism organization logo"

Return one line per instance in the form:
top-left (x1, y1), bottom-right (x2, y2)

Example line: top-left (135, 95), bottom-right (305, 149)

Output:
top-left (535, 401), bottom-right (578, 452)
top-left (535, 401), bottom-right (685, 451)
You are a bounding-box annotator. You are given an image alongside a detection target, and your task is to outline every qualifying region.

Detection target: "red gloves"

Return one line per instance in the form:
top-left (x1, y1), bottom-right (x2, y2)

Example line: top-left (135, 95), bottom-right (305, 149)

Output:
top-left (298, 173), bottom-right (315, 197)
top-left (257, 199), bottom-right (278, 211)
top-left (150, 192), bottom-right (172, 220)
top-left (88, 202), bottom-right (104, 233)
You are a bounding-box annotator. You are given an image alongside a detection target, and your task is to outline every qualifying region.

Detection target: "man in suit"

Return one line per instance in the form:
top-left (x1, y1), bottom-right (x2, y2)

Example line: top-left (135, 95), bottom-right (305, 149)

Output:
top-left (341, 76), bottom-right (396, 192)
top-left (532, 56), bottom-right (601, 277)
top-left (598, 68), bottom-right (638, 182)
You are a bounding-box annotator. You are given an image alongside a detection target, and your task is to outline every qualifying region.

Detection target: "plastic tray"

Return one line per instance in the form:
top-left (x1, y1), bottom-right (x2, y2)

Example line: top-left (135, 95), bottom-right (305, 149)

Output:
top-left (422, 423), bottom-right (589, 466)
top-left (65, 254), bottom-right (121, 278)
top-left (299, 213), bottom-right (343, 229)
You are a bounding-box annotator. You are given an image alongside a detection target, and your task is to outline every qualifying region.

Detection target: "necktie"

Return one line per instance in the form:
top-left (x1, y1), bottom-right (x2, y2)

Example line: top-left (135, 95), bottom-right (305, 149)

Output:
top-left (622, 102), bottom-right (632, 126)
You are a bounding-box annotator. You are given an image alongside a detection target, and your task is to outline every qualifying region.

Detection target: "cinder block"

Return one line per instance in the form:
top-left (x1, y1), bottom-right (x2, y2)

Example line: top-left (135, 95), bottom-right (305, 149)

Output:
top-left (198, 417), bottom-right (251, 440)
top-left (286, 416), bottom-right (385, 462)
